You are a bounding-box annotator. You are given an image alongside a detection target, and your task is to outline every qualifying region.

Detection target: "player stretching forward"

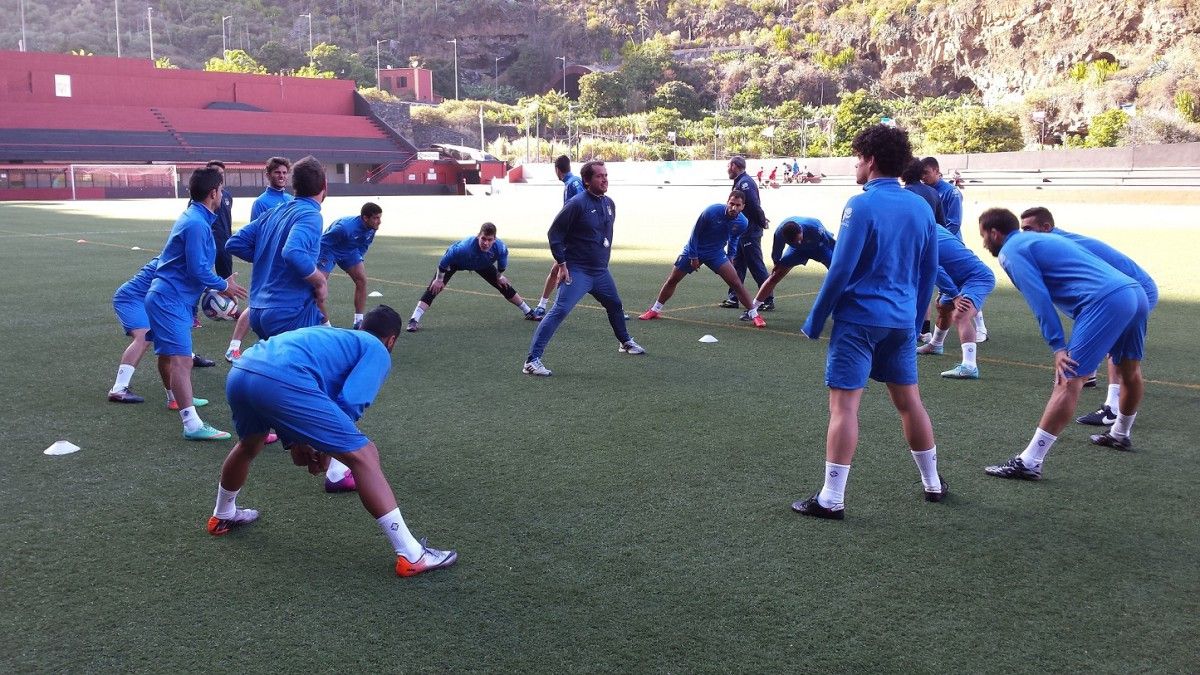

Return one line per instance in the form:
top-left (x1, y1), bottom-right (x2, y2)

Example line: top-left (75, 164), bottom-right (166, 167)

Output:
top-left (225, 157), bottom-right (294, 362)
top-left (638, 190), bottom-right (762, 326)
top-left (979, 208), bottom-right (1149, 481)
top-left (206, 305), bottom-right (457, 577)
top-left (532, 155), bottom-right (586, 319)
top-left (922, 155), bottom-right (989, 341)
top-left (317, 202), bottom-right (382, 328)
top-left (1018, 207), bottom-right (1157, 432)
top-left (108, 257), bottom-right (220, 403)
top-left (916, 225), bottom-right (996, 379)
top-left (145, 168), bottom-right (247, 439)
top-left (738, 216), bottom-right (835, 323)
top-left (792, 124), bottom-right (946, 519)
top-left (407, 222), bottom-right (540, 332)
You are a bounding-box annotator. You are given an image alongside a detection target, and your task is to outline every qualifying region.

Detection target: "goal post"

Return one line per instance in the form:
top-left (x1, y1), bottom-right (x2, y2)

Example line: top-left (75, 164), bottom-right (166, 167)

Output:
top-left (68, 164), bottom-right (179, 200)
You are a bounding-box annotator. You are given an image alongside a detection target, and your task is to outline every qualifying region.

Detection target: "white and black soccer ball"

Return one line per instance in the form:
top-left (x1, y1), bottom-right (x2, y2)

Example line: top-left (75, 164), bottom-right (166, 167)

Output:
top-left (201, 288), bottom-right (238, 320)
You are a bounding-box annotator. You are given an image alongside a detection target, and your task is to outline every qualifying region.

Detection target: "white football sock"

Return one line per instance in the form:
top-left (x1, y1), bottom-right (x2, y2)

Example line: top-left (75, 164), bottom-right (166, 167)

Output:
top-left (411, 306), bottom-right (425, 321)
top-left (747, 306), bottom-right (758, 318)
top-left (1112, 412), bottom-right (1137, 439)
top-left (817, 462), bottom-right (850, 509)
top-left (975, 312), bottom-right (987, 331)
top-left (537, 297), bottom-right (549, 309)
top-left (931, 327), bottom-right (949, 347)
top-left (650, 301), bottom-right (664, 312)
top-left (180, 406), bottom-right (203, 433)
top-left (1105, 384), bottom-right (1121, 412)
top-left (910, 447), bottom-right (941, 491)
top-left (325, 458), bottom-right (351, 483)
top-left (376, 508), bottom-right (424, 561)
top-left (961, 342), bottom-right (977, 368)
top-left (1018, 428), bottom-right (1057, 467)
top-left (213, 484), bottom-right (240, 519)
top-left (164, 387), bottom-right (176, 404)
top-left (112, 364), bottom-right (135, 392)
top-left (517, 301), bottom-right (531, 314)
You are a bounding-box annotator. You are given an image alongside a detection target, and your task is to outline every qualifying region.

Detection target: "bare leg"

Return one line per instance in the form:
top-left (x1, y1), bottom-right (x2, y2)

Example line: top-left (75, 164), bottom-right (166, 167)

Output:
top-left (654, 267), bottom-right (689, 305)
top-left (886, 383), bottom-right (936, 451)
top-left (754, 266), bottom-right (793, 305)
top-left (166, 354), bottom-right (196, 408)
top-left (217, 433), bottom-right (270, 490)
top-left (1036, 376), bottom-right (1088, 435)
top-left (346, 263), bottom-right (369, 315)
top-left (120, 329), bottom-right (152, 367)
top-left (334, 442), bottom-right (398, 518)
top-left (540, 264), bottom-right (562, 303)
top-left (1114, 359), bottom-right (1142, 417)
top-left (230, 309), bottom-right (252, 342)
top-left (714, 261), bottom-right (756, 309)
top-left (826, 388), bottom-right (864, 465)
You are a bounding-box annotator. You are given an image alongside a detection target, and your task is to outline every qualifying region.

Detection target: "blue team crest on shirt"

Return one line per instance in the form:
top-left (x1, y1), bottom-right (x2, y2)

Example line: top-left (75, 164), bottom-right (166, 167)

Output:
top-left (841, 207), bottom-right (853, 225)
top-left (739, 180), bottom-right (751, 191)
top-left (607, 205), bottom-right (614, 217)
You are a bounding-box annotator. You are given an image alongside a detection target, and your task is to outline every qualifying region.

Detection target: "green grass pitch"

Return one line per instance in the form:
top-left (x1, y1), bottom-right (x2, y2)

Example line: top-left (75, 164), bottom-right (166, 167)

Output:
top-left (0, 187), bottom-right (1197, 671)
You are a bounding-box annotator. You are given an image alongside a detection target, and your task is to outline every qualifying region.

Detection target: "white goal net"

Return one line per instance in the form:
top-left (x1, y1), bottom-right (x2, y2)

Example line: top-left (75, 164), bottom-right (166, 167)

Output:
top-left (68, 164), bottom-right (179, 200)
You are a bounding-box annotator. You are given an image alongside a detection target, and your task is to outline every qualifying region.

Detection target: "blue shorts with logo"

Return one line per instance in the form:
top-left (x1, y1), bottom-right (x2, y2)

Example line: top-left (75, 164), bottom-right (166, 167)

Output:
top-left (250, 301), bottom-right (324, 340)
top-left (113, 288), bottom-right (150, 335)
top-left (674, 253), bottom-right (729, 275)
top-left (145, 290), bottom-right (193, 356)
top-left (226, 367), bottom-right (368, 454)
top-left (317, 254), bottom-right (364, 275)
top-left (825, 320), bottom-right (918, 389)
top-left (1068, 284), bottom-right (1148, 377)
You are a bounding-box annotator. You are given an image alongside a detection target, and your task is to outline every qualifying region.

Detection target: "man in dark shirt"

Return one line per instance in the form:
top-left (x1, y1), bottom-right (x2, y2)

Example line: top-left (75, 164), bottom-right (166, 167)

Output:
top-left (719, 156), bottom-right (772, 310)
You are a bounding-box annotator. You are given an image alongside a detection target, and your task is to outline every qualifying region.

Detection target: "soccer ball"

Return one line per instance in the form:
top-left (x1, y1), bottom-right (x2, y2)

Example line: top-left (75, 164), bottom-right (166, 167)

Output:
top-left (201, 289), bottom-right (238, 320)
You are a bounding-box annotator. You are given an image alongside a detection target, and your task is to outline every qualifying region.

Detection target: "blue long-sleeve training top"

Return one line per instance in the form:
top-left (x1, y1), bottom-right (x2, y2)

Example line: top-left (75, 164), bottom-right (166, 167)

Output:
top-left (320, 215), bottom-right (376, 265)
top-left (998, 230), bottom-right (1140, 353)
top-left (1049, 228), bottom-right (1157, 302)
top-left (562, 172), bottom-right (584, 204)
top-left (149, 202), bottom-right (228, 301)
top-left (115, 257), bottom-right (160, 301)
top-left (904, 182), bottom-right (946, 227)
top-left (683, 204), bottom-right (748, 260)
top-left (548, 191), bottom-right (616, 271)
top-left (250, 187), bottom-right (293, 221)
top-left (438, 235), bottom-right (509, 272)
top-left (932, 179), bottom-right (963, 236)
top-left (731, 171), bottom-right (767, 230)
top-left (934, 226), bottom-right (995, 298)
top-left (771, 217), bottom-right (835, 267)
top-left (803, 178), bottom-right (938, 337)
top-left (233, 326), bottom-right (391, 422)
top-left (226, 197), bottom-right (323, 309)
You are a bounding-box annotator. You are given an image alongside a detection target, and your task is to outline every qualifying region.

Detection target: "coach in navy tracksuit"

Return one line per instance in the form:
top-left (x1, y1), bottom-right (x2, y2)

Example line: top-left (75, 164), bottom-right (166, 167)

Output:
top-left (205, 160), bottom-right (235, 279)
top-left (721, 156), bottom-right (771, 309)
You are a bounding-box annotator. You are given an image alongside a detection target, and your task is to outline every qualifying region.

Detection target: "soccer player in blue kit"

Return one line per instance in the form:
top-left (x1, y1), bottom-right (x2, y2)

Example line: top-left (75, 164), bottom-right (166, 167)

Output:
top-left (532, 155), bottom-right (587, 319)
top-left (206, 305), bottom-right (458, 578)
top-left (916, 225), bottom-right (996, 379)
top-left (406, 222), bottom-right (540, 332)
top-left (317, 202), bottom-right (383, 328)
top-left (922, 155), bottom-right (989, 341)
top-left (979, 208), bottom-right (1150, 480)
top-left (1018, 206), bottom-right (1157, 435)
top-left (523, 160), bottom-right (645, 377)
top-left (738, 216), bottom-right (836, 323)
top-left (144, 168), bottom-right (247, 440)
top-left (636, 190), bottom-right (763, 326)
top-left (792, 125), bottom-right (947, 519)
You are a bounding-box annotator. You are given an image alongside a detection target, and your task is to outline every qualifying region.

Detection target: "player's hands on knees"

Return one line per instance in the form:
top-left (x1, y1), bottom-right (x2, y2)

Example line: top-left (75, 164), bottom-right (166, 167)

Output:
top-left (689, 258), bottom-right (701, 270)
top-left (222, 273), bottom-right (249, 300)
top-left (952, 295), bottom-right (975, 315)
top-left (289, 443), bottom-right (329, 476)
top-left (430, 278), bottom-right (445, 294)
top-left (498, 274), bottom-right (510, 289)
top-left (1053, 349), bottom-right (1079, 385)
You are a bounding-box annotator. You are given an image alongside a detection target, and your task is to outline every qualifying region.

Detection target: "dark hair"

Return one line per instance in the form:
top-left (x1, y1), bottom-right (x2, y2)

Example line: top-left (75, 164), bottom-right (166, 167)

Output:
top-left (360, 202), bottom-right (382, 218)
top-left (554, 155), bottom-right (571, 173)
top-left (291, 156), bottom-right (326, 198)
top-left (920, 156), bottom-right (941, 172)
top-left (360, 305), bottom-right (402, 340)
top-left (205, 160), bottom-right (226, 170)
top-left (479, 222), bottom-right (497, 237)
top-left (979, 207), bottom-right (1020, 234)
top-left (900, 158), bottom-right (926, 185)
top-left (728, 155), bottom-right (747, 170)
top-left (266, 156), bottom-right (291, 173)
top-left (1020, 206), bottom-right (1055, 228)
top-left (188, 167), bottom-right (223, 202)
top-left (778, 220), bottom-right (801, 243)
top-left (580, 160), bottom-right (606, 183)
top-left (728, 189), bottom-right (746, 202)
top-left (850, 125), bottom-right (913, 178)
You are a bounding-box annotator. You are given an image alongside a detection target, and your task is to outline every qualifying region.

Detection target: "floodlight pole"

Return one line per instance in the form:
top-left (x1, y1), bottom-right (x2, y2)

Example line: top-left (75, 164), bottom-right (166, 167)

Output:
top-left (300, 13), bottom-right (313, 63)
top-left (494, 57), bottom-right (501, 93)
top-left (447, 38), bottom-right (459, 100)
top-left (20, 0), bottom-right (28, 51)
top-left (115, 0), bottom-right (121, 57)
top-left (221, 15), bottom-right (232, 58)
top-left (147, 7), bottom-right (154, 61)
top-left (376, 39), bottom-right (386, 89)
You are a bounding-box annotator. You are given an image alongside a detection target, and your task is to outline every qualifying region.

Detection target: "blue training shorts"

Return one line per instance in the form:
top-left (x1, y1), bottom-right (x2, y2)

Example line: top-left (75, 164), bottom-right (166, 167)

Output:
top-left (226, 367), bottom-right (369, 454)
top-left (776, 248), bottom-right (811, 268)
top-left (938, 275), bottom-right (995, 313)
top-left (674, 253), bottom-right (729, 275)
top-left (113, 289), bottom-right (150, 335)
top-left (316, 255), bottom-right (363, 275)
top-left (250, 301), bottom-right (324, 340)
top-left (825, 320), bottom-right (918, 389)
top-left (144, 290), bottom-right (192, 356)
top-left (1069, 284), bottom-right (1149, 376)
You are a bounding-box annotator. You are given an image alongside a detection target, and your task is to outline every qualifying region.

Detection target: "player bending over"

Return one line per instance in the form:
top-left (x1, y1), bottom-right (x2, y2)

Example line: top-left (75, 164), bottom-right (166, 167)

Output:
top-left (407, 222), bottom-right (540, 332)
top-left (206, 305), bottom-right (457, 577)
top-left (317, 202), bottom-right (382, 328)
top-left (738, 216), bottom-right (835, 324)
top-left (916, 225), bottom-right (996, 379)
top-left (638, 190), bottom-right (763, 326)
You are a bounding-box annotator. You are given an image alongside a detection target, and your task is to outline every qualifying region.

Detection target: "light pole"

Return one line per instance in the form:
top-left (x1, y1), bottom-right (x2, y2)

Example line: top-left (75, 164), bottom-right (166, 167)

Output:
top-left (494, 57), bottom-right (501, 93)
top-left (376, 39), bottom-right (386, 90)
top-left (20, 0), bottom-right (28, 51)
top-left (300, 13), bottom-right (313, 63)
top-left (556, 56), bottom-right (566, 95)
top-left (446, 38), bottom-right (458, 100)
top-left (147, 7), bottom-right (154, 60)
top-left (221, 15), bottom-right (232, 58)
top-left (115, 0), bottom-right (121, 57)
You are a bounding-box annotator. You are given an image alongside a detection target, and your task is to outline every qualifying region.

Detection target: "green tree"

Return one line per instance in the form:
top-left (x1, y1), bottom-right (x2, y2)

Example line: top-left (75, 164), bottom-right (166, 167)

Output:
top-left (619, 37), bottom-right (674, 111)
top-left (833, 90), bottom-right (887, 155)
top-left (203, 50), bottom-right (267, 74)
top-left (1175, 90), bottom-right (1199, 124)
top-left (308, 43), bottom-right (373, 86)
top-left (730, 84), bottom-right (764, 111)
top-left (1084, 109), bottom-right (1129, 148)
top-left (651, 81), bottom-right (702, 120)
top-left (578, 71), bottom-right (627, 117)
top-left (923, 106), bottom-right (1024, 153)
top-left (154, 57), bottom-right (178, 70)
top-left (257, 40), bottom-right (305, 74)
